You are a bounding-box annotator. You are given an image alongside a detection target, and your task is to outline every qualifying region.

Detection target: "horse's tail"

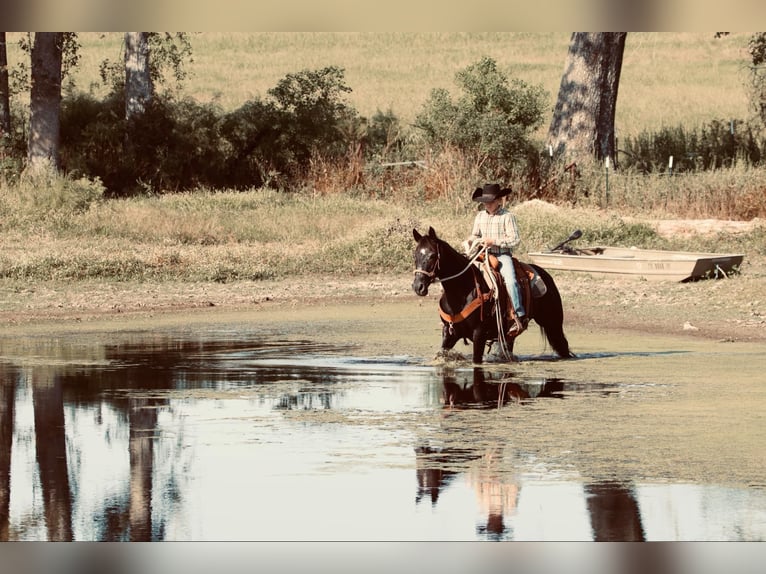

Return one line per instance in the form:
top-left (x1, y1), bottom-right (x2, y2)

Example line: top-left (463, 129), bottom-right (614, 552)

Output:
top-left (530, 265), bottom-right (575, 359)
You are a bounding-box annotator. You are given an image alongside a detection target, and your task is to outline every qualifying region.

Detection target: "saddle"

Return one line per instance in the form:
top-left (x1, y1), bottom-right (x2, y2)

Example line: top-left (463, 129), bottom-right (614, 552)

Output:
top-left (437, 251), bottom-right (547, 339)
top-left (477, 254), bottom-right (546, 337)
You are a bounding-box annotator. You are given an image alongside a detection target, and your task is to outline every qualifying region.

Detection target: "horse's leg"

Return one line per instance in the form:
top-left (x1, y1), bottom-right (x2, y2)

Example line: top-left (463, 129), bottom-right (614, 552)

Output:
top-left (440, 323), bottom-right (461, 353)
top-left (471, 326), bottom-right (487, 364)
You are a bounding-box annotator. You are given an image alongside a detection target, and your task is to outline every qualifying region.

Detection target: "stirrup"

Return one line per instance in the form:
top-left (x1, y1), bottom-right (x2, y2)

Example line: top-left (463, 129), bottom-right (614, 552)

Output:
top-left (508, 315), bottom-right (527, 335)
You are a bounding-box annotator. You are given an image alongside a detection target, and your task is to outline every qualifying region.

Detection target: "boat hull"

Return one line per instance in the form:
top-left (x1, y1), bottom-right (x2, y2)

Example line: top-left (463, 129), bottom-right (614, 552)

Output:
top-left (527, 247), bottom-right (744, 282)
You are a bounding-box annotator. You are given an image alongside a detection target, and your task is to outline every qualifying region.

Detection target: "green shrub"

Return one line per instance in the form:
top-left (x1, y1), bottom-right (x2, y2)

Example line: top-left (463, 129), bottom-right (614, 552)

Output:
top-left (413, 56), bottom-right (547, 180)
top-left (58, 66), bottom-right (362, 195)
top-left (268, 65), bottom-right (357, 165)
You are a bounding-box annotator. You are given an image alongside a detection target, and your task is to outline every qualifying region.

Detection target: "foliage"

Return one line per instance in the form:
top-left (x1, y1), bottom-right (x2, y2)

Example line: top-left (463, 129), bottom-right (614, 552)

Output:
top-left (7, 32), bottom-right (766, 216)
top-left (58, 66), bottom-right (365, 195)
top-left (749, 33), bottom-right (766, 67)
top-left (619, 119), bottom-right (765, 173)
top-left (8, 33), bottom-right (80, 95)
top-left (99, 32), bottom-right (194, 95)
top-left (413, 56), bottom-right (547, 180)
top-left (267, 66), bottom-right (358, 168)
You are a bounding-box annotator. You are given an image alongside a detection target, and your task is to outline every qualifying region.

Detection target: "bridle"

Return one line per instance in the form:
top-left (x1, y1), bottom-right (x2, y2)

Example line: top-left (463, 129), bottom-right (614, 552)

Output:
top-left (413, 242), bottom-right (440, 280)
top-left (412, 235), bottom-right (518, 362)
top-left (413, 240), bottom-right (488, 283)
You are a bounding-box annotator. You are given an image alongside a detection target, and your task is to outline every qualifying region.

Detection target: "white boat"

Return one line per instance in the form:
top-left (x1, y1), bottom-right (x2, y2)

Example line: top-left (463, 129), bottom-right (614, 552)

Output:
top-left (527, 245), bottom-right (745, 282)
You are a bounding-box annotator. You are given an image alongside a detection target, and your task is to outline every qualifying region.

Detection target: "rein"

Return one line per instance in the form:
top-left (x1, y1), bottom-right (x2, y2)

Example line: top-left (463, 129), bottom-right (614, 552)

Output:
top-left (413, 242), bottom-right (487, 283)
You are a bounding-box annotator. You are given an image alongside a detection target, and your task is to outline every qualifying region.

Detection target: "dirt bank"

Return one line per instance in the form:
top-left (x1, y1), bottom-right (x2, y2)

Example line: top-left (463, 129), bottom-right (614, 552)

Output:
top-left (0, 263), bottom-right (764, 344)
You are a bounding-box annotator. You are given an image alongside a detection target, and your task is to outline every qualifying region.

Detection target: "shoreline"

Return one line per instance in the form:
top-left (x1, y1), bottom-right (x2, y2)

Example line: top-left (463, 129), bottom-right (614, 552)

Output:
top-left (1, 272), bottom-right (764, 343)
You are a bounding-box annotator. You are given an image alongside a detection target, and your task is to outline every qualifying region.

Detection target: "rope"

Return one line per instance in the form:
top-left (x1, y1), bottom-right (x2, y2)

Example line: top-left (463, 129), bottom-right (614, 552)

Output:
top-left (482, 257), bottom-right (513, 361)
top-left (440, 243), bottom-right (514, 361)
top-left (433, 246), bottom-right (487, 283)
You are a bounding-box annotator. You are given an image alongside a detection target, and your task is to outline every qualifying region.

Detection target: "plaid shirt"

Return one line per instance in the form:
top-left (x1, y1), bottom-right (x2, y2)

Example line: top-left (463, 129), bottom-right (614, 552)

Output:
top-left (470, 207), bottom-right (521, 253)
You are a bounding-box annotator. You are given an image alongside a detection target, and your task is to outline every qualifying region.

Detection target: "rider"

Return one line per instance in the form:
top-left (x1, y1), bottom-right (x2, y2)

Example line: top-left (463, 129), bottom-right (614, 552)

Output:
top-left (467, 183), bottom-right (527, 334)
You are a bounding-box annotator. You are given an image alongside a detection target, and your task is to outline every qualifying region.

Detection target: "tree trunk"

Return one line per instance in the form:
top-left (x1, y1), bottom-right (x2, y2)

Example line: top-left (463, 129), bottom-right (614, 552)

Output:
top-left (125, 32), bottom-right (152, 120)
top-left (33, 372), bottom-right (73, 541)
top-left (547, 33), bottom-right (627, 165)
top-left (0, 33), bottom-right (10, 151)
top-left (27, 32), bottom-right (63, 173)
top-left (0, 375), bottom-right (14, 541)
top-left (128, 397), bottom-right (157, 541)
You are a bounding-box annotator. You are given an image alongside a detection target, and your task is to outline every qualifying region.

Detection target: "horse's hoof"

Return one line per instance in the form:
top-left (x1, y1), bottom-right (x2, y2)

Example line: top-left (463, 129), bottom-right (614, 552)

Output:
top-left (432, 349), bottom-right (467, 363)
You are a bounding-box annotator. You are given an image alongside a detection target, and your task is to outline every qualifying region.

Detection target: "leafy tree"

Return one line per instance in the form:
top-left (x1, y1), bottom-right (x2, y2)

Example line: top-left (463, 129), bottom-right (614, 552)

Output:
top-left (100, 32), bottom-right (193, 97)
top-left (415, 57), bottom-right (546, 177)
top-left (268, 65), bottom-right (357, 166)
top-left (414, 56), bottom-right (547, 179)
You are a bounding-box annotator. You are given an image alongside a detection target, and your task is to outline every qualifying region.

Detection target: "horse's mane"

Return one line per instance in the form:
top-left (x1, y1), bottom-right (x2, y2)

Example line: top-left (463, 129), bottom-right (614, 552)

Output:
top-left (433, 234), bottom-right (469, 265)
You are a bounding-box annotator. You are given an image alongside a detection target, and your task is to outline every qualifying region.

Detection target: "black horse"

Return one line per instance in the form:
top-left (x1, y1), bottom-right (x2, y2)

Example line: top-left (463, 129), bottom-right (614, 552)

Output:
top-left (412, 226), bottom-right (574, 363)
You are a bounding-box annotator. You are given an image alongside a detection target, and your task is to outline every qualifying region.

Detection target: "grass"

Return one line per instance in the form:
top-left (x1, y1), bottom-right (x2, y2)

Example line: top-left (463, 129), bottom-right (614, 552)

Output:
top-left (1, 176), bottom-right (764, 284)
top-left (1, 32), bottom-right (765, 283)
top-left (4, 32), bottom-right (755, 135)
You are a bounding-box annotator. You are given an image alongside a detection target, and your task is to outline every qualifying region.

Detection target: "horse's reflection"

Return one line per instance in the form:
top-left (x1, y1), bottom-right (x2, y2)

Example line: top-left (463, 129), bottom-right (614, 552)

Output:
top-left (441, 367), bottom-right (564, 409)
top-left (414, 446), bottom-right (460, 506)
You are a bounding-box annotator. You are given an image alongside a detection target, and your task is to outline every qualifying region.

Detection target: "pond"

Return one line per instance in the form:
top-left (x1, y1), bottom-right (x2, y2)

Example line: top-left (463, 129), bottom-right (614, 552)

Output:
top-left (1, 304), bottom-right (765, 542)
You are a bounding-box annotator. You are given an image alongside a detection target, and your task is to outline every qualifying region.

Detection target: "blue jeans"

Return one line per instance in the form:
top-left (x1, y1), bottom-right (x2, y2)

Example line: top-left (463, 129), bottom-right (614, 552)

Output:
top-left (496, 253), bottom-right (525, 318)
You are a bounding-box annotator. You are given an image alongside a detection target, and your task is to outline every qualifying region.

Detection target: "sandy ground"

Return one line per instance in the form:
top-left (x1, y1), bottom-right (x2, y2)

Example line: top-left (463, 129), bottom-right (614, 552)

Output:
top-left (0, 215), bottom-right (763, 342)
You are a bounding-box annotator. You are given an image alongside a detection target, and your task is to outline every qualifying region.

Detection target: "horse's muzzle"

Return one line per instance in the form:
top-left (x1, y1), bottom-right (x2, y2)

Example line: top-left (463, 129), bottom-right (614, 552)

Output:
top-left (412, 276), bottom-right (430, 297)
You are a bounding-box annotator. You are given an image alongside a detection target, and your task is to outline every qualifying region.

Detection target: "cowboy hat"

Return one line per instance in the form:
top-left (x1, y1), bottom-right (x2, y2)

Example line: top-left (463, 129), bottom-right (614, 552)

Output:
top-left (471, 183), bottom-right (513, 203)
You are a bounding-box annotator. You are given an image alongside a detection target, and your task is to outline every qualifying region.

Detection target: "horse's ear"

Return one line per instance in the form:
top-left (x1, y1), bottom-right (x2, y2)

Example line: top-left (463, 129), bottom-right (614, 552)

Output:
top-left (428, 226), bottom-right (437, 239)
top-left (413, 228), bottom-right (422, 242)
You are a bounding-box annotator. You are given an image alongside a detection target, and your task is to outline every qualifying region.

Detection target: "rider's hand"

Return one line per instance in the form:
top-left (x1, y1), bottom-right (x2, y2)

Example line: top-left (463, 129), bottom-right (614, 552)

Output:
top-left (482, 238), bottom-right (495, 247)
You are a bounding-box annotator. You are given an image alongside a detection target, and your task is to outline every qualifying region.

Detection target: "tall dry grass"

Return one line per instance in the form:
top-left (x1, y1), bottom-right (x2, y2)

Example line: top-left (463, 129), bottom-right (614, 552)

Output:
top-left (1, 174), bottom-right (764, 284)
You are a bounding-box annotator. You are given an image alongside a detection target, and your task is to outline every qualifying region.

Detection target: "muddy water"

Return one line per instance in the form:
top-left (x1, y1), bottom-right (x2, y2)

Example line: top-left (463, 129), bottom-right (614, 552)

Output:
top-left (0, 300), bottom-right (764, 541)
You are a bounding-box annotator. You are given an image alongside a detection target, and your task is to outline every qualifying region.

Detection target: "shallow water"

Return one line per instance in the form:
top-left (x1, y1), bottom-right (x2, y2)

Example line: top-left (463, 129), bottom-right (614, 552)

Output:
top-left (1, 319), bottom-right (764, 542)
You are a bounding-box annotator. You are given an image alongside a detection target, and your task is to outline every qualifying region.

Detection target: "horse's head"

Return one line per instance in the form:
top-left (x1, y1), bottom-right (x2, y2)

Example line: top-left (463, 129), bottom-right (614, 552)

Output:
top-left (412, 227), bottom-right (440, 296)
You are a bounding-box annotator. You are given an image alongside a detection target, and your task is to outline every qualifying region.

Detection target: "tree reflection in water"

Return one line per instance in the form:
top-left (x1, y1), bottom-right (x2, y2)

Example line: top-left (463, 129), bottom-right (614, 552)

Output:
top-left (0, 336), bottom-right (349, 541)
top-left (0, 336), bottom-right (763, 542)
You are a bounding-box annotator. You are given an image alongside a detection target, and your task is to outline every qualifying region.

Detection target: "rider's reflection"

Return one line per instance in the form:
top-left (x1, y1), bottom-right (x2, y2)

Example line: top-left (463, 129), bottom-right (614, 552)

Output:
top-left (466, 445), bottom-right (519, 540)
